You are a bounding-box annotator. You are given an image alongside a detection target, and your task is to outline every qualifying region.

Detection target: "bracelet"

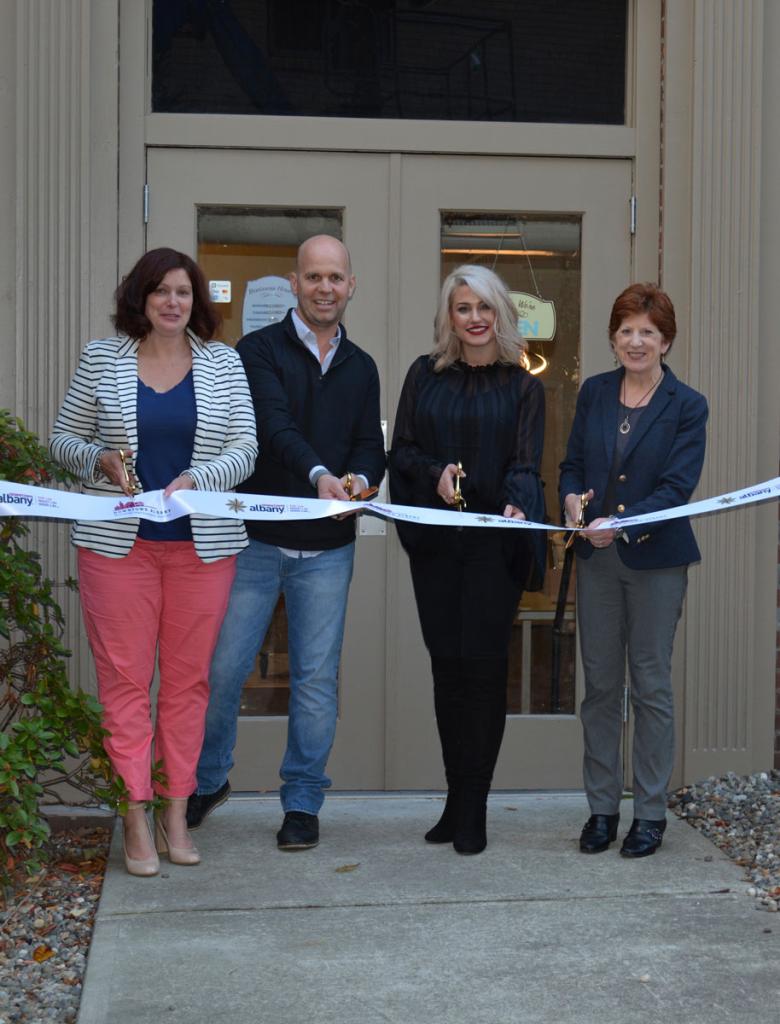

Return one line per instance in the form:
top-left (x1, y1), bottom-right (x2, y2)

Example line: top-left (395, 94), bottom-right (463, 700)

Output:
top-left (94, 447), bottom-right (111, 477)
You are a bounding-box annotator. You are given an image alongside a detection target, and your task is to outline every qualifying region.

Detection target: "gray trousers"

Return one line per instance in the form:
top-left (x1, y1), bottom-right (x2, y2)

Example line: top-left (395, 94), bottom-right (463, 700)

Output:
top-left (576, 544), bottom-right (687, 820)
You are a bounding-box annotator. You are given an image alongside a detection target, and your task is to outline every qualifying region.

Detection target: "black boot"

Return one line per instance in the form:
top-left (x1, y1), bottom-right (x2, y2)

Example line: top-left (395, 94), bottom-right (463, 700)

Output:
top-left (452, 657), bottom-right (509, 856)
top-left (426, 657), bottom-right (464, 843)
top-left (453, 787), bottom-right (489, 854)
top-left (425, 790), bottom-right (459, 843)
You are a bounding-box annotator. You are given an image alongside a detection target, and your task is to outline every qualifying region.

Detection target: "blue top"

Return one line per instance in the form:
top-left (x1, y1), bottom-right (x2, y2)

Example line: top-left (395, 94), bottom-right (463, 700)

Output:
top-left (135, 371), bottom-right (196, 541)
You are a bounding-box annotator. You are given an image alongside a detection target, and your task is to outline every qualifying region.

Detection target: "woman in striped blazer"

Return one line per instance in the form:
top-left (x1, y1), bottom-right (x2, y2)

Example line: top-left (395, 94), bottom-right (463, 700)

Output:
top-left (51, 248), bottom-right (257, 876)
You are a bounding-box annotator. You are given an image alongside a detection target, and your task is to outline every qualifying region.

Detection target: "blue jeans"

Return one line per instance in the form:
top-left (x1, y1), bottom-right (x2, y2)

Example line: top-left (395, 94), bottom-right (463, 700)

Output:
top-left (196, 538), bottom-right (355, 815)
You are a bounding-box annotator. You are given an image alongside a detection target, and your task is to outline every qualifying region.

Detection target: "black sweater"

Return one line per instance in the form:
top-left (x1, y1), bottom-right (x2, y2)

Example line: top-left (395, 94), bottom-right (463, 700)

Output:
top-left (389, 355), bottom-right (547, 589)
top-left (236, 311), bottom-right (386, 550)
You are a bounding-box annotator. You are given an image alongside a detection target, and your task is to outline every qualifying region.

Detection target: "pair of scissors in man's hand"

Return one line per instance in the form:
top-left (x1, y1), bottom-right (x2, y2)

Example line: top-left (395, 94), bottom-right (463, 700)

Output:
top-left (344, 472), bottom-right (378, 502)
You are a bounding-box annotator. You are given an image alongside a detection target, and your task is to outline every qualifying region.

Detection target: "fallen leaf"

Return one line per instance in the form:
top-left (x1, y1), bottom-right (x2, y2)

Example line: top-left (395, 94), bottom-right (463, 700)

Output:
top-left (69, 907), bottom-right (89, 919)
top-left (335, 863), bottom-right (360, 874)
top-left (32, 944), bottom-right (55, 963)
top-left (57, 862), bottom-right (81, 874)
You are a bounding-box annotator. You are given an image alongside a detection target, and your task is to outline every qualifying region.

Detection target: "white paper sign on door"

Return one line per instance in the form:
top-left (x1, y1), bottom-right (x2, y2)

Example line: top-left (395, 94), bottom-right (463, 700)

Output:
top-left (242, 276), bottom-right (296, 334)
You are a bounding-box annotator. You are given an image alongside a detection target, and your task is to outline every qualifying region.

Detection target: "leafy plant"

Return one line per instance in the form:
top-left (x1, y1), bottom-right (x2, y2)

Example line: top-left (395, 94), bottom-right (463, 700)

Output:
top-left (0, 410), bottom-right (127, 882)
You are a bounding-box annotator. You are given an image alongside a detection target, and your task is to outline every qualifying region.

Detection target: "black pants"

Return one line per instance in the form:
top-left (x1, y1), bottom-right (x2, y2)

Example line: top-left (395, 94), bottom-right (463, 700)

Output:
top-left (410, 531), bottom-right (526, 793)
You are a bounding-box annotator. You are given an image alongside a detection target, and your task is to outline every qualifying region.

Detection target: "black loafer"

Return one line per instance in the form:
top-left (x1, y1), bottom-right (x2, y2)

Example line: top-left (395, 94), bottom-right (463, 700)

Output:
top-left (620, 818), bottom-right (667, 858)
top-left (186, 781), bottom-right (231, 830)
top-left (277, 811), bottom-right (319, 850)
top-left (579, 813), bottom-right (620, 853)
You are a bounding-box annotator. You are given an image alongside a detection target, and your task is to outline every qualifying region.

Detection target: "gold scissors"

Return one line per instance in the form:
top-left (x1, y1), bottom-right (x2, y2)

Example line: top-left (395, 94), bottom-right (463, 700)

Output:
top-left (564, 492), bottom-right (589, 549)
top-left (453, 462), bottom-right (466, 512)
top-left (343, 472), bottom-right (378, 502)
top-left (118, 449), bottom-right (138, 495)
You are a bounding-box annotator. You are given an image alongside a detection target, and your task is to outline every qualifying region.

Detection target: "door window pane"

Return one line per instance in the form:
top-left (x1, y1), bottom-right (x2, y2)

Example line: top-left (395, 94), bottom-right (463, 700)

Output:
top-left (440, 212), bottom-right (580, 714)
top-left (153, 1), bottom-right (627, 124)
top-left (197, 207), bottom-right (344, 715)
top-left (198, 206), bottom-right (342, 346)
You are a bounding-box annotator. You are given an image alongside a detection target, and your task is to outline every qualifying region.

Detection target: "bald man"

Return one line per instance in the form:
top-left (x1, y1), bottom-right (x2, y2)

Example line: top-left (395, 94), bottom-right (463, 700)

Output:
top-left (188, 236), bottom-right (385, 849)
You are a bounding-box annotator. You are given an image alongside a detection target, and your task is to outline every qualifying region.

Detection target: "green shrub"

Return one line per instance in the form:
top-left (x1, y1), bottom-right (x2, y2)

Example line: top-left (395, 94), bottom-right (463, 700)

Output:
top-left (0, 410), bottom-right (127, 882)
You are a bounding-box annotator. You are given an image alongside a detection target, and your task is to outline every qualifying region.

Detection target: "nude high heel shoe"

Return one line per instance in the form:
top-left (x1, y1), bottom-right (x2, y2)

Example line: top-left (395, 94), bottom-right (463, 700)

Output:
top-left (122, 803), bottom-right (160, 877)
top-left (155, 801), bottom-right (201, 866)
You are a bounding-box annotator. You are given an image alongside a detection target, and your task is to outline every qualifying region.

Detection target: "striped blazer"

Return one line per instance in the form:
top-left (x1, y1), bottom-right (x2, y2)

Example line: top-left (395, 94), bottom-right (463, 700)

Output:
top-left (50, 332), bottom-right (258, 561)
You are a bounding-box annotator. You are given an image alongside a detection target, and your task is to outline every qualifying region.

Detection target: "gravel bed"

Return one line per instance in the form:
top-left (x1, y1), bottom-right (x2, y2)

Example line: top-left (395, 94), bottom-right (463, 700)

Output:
top-left (0, 826), bottom-right (111, 1024)
top-left (670, 769), bottom-right (780, 913)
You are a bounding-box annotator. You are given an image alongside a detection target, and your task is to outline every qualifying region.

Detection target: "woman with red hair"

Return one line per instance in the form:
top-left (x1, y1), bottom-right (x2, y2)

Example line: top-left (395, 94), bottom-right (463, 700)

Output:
top-left (560, 283), bottom-right (707, 858)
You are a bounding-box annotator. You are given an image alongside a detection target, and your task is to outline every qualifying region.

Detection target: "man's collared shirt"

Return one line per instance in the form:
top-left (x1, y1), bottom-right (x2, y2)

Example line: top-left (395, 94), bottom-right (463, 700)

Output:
top-left (292, 308), bottom-right (341, 373)
top-left (279, 310), bottom-right (344, 559)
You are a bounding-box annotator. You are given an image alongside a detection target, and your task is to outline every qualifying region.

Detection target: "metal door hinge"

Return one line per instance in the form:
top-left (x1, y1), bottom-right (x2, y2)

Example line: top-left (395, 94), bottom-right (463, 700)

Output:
top-left (143, 183), bottom-right (150, 224)
top-left (629, 194), bottom-right (637, 235)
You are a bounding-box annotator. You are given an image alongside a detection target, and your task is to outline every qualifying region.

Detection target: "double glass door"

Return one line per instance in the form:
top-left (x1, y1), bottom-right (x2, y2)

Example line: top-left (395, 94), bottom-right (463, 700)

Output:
top-left (146, 147), bottom-right (631, 790)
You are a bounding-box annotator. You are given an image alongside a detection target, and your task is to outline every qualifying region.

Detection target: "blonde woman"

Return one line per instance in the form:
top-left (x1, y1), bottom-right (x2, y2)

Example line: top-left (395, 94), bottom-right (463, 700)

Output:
top-left (389, 265), bottom-right (546, 854)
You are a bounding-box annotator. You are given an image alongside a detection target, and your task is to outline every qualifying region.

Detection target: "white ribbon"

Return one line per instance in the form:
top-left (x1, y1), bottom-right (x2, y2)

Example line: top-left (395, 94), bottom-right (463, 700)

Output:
top-left (595, 477), bottom-right (780, 529)
top-left (0, 477), bottom-right (778, 531)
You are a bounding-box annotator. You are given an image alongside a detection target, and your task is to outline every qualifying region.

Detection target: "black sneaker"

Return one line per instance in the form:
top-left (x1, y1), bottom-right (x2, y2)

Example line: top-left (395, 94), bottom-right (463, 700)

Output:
top-left (276, 811), bottom-right (319, 850)
top-left (186, 781), bottom-right (231, 830)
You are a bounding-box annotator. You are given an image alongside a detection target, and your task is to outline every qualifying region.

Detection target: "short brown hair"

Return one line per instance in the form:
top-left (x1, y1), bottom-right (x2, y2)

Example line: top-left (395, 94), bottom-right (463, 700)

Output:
top-left (112, 248), bottom-right (221, 341)
top-left (608, 283), bottom-right (677, 349)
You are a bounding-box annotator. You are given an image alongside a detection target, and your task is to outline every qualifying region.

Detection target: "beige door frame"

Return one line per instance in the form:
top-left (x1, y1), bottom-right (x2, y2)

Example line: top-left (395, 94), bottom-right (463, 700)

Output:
top-left (145, 147), bottom-right (392, 790)
top-left (386, 153), bottom-right (634, 789)
top-left (146, 146), bottom-right (635, 790)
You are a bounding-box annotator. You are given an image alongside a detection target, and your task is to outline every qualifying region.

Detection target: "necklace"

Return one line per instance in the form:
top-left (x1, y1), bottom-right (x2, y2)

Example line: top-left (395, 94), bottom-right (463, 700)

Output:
top-left (619, 373), bottom-right (661, 435)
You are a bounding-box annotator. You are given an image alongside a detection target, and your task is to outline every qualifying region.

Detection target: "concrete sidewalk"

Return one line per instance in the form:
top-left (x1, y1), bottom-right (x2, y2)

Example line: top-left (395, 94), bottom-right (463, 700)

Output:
top-left (77, 794), bottom-right (779, 1024)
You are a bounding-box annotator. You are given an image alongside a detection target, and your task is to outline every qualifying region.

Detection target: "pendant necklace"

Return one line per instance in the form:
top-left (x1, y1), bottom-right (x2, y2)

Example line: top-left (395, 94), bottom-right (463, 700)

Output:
top-left (619, 373), bottom-right (662, 435)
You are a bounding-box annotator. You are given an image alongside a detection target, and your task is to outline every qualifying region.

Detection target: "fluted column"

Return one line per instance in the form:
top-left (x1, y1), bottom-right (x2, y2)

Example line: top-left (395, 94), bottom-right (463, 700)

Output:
top-left (15, 0), bottom-right (119, 692)
top-left (684, 0), bottom-right (766, 775)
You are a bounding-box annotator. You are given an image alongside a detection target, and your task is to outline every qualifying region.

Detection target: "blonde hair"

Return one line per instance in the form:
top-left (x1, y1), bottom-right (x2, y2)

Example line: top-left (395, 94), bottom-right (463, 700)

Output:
top-left (431, 264), bottom-right (526, 372)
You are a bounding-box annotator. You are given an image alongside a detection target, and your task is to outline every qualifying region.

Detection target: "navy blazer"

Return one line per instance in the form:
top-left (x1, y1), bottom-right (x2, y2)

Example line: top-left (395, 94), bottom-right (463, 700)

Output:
top-left (558, 366), bottom-right (708, 569)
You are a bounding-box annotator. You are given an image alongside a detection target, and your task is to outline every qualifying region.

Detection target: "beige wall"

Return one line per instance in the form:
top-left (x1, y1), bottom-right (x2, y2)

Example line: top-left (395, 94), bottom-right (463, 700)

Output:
top-left (662, 0), bottom-right (779, 779)
top-left (0, 0), bottom-right (17, 411)
top-left (3, 0), bottom-right (778, 776)
top-left (758, 0), bottom-right (780, 769)
top-left (5, 0), bottom-right (122, 693)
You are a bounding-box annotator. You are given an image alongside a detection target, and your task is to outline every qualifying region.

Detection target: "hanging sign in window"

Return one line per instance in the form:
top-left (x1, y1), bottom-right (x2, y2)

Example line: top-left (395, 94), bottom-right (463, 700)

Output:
top-left (242, 276), bottom-right (296, 334)
top-left (510, 292), bottom-right (557, 341)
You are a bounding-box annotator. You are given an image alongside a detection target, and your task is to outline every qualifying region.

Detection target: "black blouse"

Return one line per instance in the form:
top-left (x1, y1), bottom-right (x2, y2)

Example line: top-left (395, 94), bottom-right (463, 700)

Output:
top-left (389, 355), bottom-right (547, 584)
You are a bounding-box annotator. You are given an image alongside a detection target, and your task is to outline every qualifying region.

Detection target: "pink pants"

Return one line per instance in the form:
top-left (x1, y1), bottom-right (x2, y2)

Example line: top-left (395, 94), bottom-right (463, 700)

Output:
top-left (78, 540), bottom-right (236, 801)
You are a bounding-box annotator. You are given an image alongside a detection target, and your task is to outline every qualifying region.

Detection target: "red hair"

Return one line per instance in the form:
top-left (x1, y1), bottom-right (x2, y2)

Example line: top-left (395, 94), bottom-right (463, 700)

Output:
top-left (608, 283), bottom-right (677, 349)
